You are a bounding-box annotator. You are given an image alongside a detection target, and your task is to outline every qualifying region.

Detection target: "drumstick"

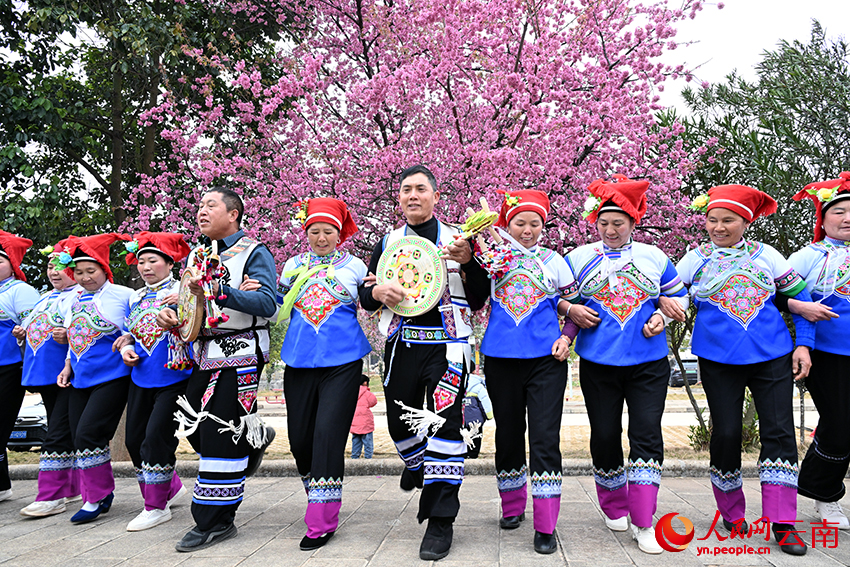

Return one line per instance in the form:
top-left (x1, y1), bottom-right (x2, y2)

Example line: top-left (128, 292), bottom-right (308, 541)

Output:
top-left (479, 197), bottom-right (503, 244)
top-left (466, 206), bottom-right (488, 253)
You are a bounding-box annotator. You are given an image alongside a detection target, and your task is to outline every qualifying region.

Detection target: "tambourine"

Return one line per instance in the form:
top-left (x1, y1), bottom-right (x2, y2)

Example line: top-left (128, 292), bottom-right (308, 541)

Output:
top-left (177, 266), bottom-right (204, 342)
top-left (376, 236), bottom-right (446, 317)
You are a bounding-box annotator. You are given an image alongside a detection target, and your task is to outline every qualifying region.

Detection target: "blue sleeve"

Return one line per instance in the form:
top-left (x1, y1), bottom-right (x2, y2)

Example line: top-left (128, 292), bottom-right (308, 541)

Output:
top-left (660, 259), bottom-right (687, 297)
top-left (216, 245), bottom-right (278, 318)
top-left (789, 288), bottom-right (816, 349)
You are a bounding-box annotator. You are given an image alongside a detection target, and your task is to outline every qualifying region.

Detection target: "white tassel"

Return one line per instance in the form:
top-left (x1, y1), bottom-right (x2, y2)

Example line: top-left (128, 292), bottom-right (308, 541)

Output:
top-left (173, 395), bottom-right (204, 439)
top-left (395, 400), bottom-right (446, 437)
top-left (242, 413), bottom-right (267, 449)
top-left (173, 394), bottom-right (267, 447)
top-left (460, 421), bottom-right (483, 449)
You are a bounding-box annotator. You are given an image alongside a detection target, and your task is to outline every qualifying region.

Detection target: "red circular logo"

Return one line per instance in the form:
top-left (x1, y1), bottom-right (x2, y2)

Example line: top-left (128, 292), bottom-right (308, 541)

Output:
top-left (655, 512), bottom-right (695, 552)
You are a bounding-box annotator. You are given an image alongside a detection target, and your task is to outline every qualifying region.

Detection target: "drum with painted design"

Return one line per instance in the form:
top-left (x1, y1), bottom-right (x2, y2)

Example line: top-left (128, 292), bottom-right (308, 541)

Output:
top-left (177, 266), bottom-right (204, 342)
top-left (376, 236), bottom-right (446, 317)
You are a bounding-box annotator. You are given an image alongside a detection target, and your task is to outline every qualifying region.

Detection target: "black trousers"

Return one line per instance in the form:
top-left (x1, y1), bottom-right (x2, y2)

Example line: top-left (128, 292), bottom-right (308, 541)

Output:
top-left (383, 339), bottom-right (467, 522)
top-left (33, 385), bottom-right (75, 457)
top-left (0, 363), bottom-right (25, 491)
top-left (700, 354), bottom-right (798, 476)
top-left (67, 377), bottom-right (130, 503)
top-left (126, 379), bottom-right (188, 472)
top-left (580, 357), bottom-right (668, 470)
top-left (284, 359), bottom-right (362, 482)
top-left (798, 350), bottom-right (850, 502)
top-left (185, 363), bottom-right (262, 531)
top-left (31, 384), bottom-right (77, 501)
top-left (485, 355), bottom-right (566, 487)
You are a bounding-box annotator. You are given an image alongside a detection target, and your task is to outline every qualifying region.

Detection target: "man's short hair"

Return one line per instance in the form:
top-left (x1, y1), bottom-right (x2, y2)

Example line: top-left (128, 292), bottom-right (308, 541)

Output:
top-left (206, 187), bottom-right (244, 227)
top-left (399, 164), bottom-right (438, 193)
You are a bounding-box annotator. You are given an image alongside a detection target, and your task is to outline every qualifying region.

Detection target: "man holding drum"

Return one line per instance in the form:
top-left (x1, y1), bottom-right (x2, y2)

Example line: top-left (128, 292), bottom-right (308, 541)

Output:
top-left (361, 164), bottom-right (487, 561)
top-left (157, 188), bottom-right (277, 552)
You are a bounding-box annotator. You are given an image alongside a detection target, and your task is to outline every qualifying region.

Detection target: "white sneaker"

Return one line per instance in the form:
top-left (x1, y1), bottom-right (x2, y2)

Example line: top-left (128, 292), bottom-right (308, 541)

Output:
top-left (604, 513), bottom-right (629, 531)
top-left (0, 489), bottom-right (12, 502)
top-left (65, 495), bottom-right (82, 504)
top-left (815, 500), bottom-right (850, 530)
top-left (631, 525), bottom-right (663, 554)
top-left (20, 499), bottom-right (66, 517)
top-left (166, 485), bottom-right (188, 509)
top-left (126, 508), bottom-right (172, 531)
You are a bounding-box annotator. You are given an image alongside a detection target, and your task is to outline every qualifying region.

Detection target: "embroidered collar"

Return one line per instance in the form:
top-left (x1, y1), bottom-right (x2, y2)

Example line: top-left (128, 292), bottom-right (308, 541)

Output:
top-left (824, 236), bottom-right (850, 248)
top-left (601, 239), bottom-right (633, 255)
top-left (145, 276), bottom-right (174, 293)
top-left (0, 276), bottom-right (13, 286)
top-left (707, 239), bottom-right (747, 252)
top-left (307, 249), bottom-right (342, 269)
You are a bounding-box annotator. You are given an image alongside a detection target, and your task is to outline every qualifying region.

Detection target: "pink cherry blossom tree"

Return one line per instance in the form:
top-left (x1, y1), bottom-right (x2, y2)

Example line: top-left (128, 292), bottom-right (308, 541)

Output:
top-left (127, 0), bottom-right (710, 264)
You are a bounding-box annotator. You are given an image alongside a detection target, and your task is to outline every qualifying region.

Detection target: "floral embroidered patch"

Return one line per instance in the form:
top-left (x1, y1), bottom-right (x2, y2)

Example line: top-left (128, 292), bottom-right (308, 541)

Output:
top-left (26, 312), bottom-right (54, 354)
top-left (129, 305), bottom-right (165, 354)
top-left (433, 365), bottom-right (463, 413)
top-left (708, 273), bottom-right (770, 328)
top-left (592, 276), bottom-right (649, 328)
top-left (494, 273), bottom-right (547, 324)
top-left (295, 283), bottom-right (341, 330)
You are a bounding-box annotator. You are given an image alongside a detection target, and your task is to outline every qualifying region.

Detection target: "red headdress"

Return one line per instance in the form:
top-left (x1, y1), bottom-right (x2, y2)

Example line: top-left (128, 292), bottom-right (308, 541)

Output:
top-left (125, 231), bottom-right (191, 265)
top-left (0, 230), bottom-right (33, 282)
top-left (793, 172), bottom-right (850, 242)
top-left (301, 198), bottom-right (359, 244)
top-left (56, 233), bottom-right (128, 283)
top-left (583, 174), bottom-right (649, 224)
top-left (705, 185), bottom-right (777, 223)
top-left (495, 190), bottom-right (550, 228)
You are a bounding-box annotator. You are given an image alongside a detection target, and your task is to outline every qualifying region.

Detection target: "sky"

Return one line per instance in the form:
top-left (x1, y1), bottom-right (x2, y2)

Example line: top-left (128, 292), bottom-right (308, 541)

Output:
top-left (660, 0), bottom-right (850, 110)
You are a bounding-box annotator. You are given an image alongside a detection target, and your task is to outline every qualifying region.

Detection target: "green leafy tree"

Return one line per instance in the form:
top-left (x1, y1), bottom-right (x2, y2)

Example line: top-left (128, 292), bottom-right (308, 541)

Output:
top-left (0, 0), bottom-right (290, 286)
top-left (659, 20), bottom-right (850, 256)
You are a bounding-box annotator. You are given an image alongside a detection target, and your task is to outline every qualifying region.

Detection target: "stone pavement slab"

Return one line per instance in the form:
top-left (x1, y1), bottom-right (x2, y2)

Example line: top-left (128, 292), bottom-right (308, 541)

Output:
top-left (1, 476), bottom-right (848, 566)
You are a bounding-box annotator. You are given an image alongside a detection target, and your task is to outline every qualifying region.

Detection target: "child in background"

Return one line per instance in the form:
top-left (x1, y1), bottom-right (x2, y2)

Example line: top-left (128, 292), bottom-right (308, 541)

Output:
top-left (350, 375), bottom-right (377, 459)
top-left (463, 372), bottom-right (493, 459)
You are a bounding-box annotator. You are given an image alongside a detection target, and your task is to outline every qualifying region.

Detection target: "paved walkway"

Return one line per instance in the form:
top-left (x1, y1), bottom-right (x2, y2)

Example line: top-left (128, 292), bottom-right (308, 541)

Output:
top-left (2, 475), bottom-right (848, 566)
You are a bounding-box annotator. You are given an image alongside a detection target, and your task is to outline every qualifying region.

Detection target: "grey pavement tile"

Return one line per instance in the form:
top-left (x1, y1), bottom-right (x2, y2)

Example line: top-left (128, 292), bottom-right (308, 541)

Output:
top-left (301, 559), bottom-right (368, 567)
top-left (556, 526), bottom-right (633, 563)
top-left (366, 486), bottom-right (419, 501)
top-left (308, 523), bottom-right (391, 559)
top-left (187, 526), bottom-right (281, 558)
top-left (363, 537), bottom-right (426, 567)
top-left (3, 559), bottom-right (126, 567)
top-left (176, 557), bottom-right (246, 567)
top-left (439, 525), bottom-right (500, 562)
top-left (499, 542), bottom-right (567, 566)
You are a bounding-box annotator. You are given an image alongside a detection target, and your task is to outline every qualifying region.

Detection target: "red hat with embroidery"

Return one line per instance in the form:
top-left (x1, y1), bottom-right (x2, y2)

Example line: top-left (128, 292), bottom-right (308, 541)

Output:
top-left (301, 198), bottom-right (358, 244)
top-left (125, 231), bottom-right (191, 265)
top-left (583, 174), bottom-right (649, 224)
top-left (56, 233), bottom-right (128, 283)
top-left (495, 190), bottom-right (550, 228)
top-left (706, 185), bottom-right (777, 223)
top-left (793, 172), bottom-right (850, 243)
top-left (0, 230), bottom-right (33, 282)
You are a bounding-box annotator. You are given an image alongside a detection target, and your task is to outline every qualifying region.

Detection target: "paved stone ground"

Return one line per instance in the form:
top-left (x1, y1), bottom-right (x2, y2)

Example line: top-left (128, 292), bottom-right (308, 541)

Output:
top-left (1, 475), bottom-right (848, 566)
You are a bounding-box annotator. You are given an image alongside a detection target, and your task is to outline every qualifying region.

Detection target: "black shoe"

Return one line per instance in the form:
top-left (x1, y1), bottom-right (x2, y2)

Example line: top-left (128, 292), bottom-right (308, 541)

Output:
top-left (400, 468), bottom-right (424, 491)
top-left (245, 426), bottom-right (276, 478)
top-left (500, 513), bottom-right (526, 530)
top-left (175, 523), bottom-right (238, 552)
top-left (773, 523), bottom-right (807, 556)
top-left (534, 530), bottom-right (558, 554)
top-left (419, 517), bottom-right (453, 561)
top-left (722, 518), bottom-right (749, 537)
top-left (300, 531), bottom-right (335, 551)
